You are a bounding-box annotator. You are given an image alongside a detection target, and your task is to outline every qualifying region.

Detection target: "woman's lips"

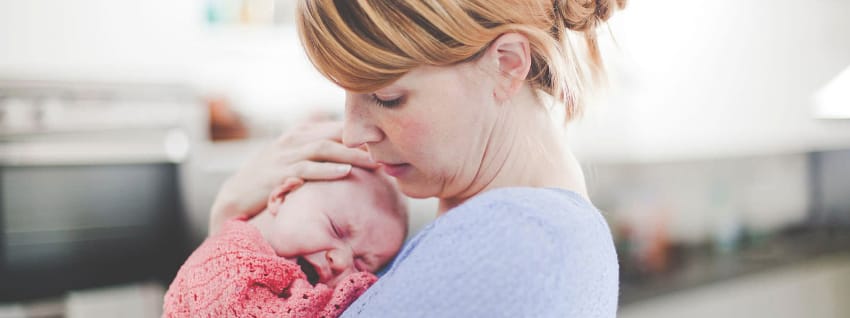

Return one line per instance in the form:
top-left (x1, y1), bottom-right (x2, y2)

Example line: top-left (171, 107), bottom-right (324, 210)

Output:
top-left (379, 162), bottom-right (411, 177)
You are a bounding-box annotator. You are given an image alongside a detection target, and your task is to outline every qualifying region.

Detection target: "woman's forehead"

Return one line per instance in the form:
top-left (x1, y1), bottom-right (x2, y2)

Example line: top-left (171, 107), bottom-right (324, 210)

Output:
top-left (394, 64), bottom-right (469, 85)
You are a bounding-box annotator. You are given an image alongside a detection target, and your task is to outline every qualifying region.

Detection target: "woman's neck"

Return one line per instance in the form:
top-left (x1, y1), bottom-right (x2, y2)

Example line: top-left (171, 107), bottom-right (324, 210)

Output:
top-left (438, 90), bottom-right (588, 215)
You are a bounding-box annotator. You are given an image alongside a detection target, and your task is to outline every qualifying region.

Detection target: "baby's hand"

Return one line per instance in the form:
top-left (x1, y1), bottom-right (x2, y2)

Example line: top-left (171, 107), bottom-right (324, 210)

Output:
top-left (279, 272), bottom-right (376, 317)
top-left (319, 272), bottom-right (378, 317)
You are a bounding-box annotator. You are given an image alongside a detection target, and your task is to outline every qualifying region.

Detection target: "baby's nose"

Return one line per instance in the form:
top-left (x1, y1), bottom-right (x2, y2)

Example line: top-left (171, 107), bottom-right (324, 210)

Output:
top-left (326, 247), bottom-right (354, 275)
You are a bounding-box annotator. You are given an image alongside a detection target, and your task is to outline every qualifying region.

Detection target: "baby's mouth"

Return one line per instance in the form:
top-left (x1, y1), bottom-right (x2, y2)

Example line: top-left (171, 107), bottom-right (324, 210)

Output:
top-left (296, 257), bottom-right (320, 285)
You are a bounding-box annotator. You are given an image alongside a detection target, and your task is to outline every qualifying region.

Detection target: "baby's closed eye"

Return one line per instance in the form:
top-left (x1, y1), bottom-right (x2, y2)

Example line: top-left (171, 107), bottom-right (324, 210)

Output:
top-left (328, 216), bottom-right (344, 238)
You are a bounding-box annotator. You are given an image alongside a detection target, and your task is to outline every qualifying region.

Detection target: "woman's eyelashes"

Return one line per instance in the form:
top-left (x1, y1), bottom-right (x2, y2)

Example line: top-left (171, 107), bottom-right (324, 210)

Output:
top-left (370, 94), bottom-right (403, 108)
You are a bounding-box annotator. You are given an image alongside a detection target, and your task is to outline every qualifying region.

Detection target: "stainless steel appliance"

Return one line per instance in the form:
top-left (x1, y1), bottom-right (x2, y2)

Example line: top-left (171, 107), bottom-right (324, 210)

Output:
top-left (0, 81), bottom-right (203, 301)
top-left (809, 149), bottom-right (850, 226)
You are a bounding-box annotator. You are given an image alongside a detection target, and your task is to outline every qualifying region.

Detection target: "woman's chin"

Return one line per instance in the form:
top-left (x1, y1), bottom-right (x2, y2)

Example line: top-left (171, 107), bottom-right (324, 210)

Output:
top-left (397, 182), bottom-right (438, 199)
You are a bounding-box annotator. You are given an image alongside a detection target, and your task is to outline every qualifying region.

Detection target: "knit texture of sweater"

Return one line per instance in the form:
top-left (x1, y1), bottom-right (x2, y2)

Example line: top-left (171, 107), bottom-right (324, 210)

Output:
top-left (342, 187), bottom-right (619, 317)
top-left (163, 220), bottom-right (376, 318)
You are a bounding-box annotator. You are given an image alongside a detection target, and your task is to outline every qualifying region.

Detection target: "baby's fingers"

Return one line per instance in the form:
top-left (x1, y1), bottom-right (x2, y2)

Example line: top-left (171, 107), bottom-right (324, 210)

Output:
top-left (320, 272), bottom-right (377, 317)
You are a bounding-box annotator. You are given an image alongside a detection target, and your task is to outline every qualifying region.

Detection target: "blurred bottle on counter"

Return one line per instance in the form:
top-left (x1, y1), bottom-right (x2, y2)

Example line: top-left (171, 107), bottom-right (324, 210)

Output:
top-left (207, 96), bottom-right (248, 141)
top-left (205, 0), bottom-right (292, 26)
top-left (708, 181), bottom-right (743, 254)
top-left (614, 190), bottom-right (672, 275)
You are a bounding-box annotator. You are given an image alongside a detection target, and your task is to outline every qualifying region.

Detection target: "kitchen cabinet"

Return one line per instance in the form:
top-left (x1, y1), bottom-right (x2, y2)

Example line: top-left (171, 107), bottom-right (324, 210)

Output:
top-left (618, 253), bottom-right (850, 318)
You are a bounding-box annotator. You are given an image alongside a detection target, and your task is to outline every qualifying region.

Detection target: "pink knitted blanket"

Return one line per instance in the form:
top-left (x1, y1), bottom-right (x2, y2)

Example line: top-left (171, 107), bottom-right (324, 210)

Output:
top-left (163, 220), bottom-right (376, 318)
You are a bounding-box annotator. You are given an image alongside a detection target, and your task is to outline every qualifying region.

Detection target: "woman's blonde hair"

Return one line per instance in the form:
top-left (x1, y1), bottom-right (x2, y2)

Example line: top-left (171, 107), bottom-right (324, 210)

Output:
top-left (296, 0), bottom-right (625, 121)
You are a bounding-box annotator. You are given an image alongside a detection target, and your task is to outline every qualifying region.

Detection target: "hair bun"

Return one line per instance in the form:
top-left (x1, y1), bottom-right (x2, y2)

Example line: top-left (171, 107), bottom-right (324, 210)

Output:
top-left (556, 0), bottom-right (626, 32)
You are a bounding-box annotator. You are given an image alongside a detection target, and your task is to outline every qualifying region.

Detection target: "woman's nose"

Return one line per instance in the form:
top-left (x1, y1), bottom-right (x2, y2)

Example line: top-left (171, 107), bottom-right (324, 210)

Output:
top-left (326, 246), bottom-right (354, 275)
top-left (342, 94), bottom-right (383, 148)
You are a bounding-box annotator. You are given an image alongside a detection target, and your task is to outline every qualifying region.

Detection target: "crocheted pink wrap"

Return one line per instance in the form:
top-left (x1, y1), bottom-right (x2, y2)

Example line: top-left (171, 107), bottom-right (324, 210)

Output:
top-left (163, 220), bottom-right (376, 317)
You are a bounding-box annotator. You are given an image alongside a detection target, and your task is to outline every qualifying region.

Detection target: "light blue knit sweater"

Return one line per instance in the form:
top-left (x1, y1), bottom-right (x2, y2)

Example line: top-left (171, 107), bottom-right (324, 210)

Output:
top-left (341, 187), bottom-right (619, 317)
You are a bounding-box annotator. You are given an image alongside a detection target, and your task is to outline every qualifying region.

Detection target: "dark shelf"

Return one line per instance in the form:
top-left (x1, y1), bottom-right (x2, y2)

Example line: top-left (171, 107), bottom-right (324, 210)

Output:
top-left (619, 226), bottom-right (850, 305)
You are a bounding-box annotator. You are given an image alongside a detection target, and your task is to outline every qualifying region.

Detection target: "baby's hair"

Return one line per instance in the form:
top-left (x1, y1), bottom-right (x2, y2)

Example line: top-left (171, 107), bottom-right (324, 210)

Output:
top-left (297, 0), bottom-right (625, 122)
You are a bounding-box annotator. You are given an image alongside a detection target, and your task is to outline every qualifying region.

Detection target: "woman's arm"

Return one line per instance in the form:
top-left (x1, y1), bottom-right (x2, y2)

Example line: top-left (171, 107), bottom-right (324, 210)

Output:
top-left (209, 120), bottom-right (378, 235)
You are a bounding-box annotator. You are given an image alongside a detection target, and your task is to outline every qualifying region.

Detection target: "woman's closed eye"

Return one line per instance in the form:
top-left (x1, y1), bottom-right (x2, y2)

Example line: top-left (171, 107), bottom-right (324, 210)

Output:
top-left (370, 94), bottom-right (403, 108)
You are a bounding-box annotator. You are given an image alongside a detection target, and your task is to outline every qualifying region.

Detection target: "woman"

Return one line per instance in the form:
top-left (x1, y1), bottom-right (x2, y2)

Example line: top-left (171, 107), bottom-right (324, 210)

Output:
top-left (211, 0), bottom-right (624, 316)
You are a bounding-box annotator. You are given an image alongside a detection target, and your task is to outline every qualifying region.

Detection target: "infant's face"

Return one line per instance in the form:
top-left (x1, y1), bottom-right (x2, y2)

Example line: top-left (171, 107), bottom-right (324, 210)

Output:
top-left (263, 172), bottom-right (406, 287)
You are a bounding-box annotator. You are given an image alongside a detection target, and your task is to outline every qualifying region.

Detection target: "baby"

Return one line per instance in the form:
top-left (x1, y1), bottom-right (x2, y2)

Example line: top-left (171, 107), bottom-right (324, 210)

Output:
top-left (163, 168), bottom-right (408, 317)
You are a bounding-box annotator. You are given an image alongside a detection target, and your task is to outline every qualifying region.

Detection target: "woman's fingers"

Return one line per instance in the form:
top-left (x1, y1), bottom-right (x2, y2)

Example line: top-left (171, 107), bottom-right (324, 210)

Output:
top-left (293, 140), bottom-right (378, 169)
top-left (279, 121), bottom-right (344, 146)
top-left (286, 161), bottom-right (353, 181)
top-left (209, 119), bottom-right (379, 236)
top-left (277, 122), bottom-right (377, 169)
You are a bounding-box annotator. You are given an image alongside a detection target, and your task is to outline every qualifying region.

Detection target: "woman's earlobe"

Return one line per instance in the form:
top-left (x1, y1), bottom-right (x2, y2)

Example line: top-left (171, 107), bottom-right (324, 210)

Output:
top-left (493, 86), bottom-right (510, 101)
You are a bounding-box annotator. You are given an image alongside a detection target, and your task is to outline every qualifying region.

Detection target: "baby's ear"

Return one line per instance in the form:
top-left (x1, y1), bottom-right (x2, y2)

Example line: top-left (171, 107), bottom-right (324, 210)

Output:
top-left (267, 177), bottom-right (305, 216)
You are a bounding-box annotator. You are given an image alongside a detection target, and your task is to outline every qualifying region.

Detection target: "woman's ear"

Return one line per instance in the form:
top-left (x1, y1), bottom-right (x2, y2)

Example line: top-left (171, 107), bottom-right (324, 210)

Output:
top-left (267, 178), bottom-right (305, 216)
top-left (483, 32), bottom-right (532, 102)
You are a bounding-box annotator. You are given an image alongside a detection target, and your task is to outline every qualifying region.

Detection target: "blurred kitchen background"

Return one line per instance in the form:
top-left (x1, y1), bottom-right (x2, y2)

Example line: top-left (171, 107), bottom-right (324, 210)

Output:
top-left (1, 0), bottom-right (849, 317)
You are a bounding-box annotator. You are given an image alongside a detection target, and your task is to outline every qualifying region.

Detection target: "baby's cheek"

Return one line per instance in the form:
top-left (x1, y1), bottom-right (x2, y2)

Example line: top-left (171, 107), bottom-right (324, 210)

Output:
top-left (270, 243), bottom-right (296, 259)
top-left (268, 231), bottom-right (308, 259)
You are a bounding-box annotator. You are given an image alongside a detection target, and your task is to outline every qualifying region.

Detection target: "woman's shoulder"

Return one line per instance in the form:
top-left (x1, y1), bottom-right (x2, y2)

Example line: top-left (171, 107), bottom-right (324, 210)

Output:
top-left (437, 187), bottom-right (611, 240)
top-left (393, 187), bottom-right (610, 265)
top-left (408, 188), bottom-right (618, 277)
top-left (342, 187), bottom-right (619, 317)
top-left (448, 187), bottom-right (620, 284)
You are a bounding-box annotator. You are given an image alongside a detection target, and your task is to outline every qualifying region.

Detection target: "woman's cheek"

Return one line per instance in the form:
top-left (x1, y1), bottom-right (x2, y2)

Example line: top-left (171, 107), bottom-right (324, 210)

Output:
top-left (391, 116), bottom-right (430, 154)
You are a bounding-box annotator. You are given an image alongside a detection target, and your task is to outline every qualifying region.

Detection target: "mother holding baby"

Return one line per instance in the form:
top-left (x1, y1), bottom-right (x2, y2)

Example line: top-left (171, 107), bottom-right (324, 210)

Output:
top-left (210, 0), bottom-right (624, 316)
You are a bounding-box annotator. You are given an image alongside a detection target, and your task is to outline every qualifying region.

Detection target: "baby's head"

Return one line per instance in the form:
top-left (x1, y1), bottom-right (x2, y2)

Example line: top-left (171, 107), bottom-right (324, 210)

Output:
top-left (250, 167), bottom-right (408, 287)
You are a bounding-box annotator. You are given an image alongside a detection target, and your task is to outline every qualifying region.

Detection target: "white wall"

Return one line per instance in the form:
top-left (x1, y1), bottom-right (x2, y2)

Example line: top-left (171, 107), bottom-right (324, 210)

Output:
top-left (0, 0), bottom-right (343, 125)
top-left (572, 0), bottom-right (850, 162)
top-left (3, 0), bottom-right (850, 160)
top-left (0, 0), bottom-right (200, 82)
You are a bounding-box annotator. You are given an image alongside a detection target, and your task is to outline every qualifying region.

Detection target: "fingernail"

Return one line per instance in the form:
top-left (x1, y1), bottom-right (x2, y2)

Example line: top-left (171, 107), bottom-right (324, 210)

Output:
top-left (336, 164), bottom-right (352, 174)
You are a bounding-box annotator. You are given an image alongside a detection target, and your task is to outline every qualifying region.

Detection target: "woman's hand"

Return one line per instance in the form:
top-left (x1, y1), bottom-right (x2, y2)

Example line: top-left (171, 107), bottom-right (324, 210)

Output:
top-left (209, 120), bottom-right (377, 234)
